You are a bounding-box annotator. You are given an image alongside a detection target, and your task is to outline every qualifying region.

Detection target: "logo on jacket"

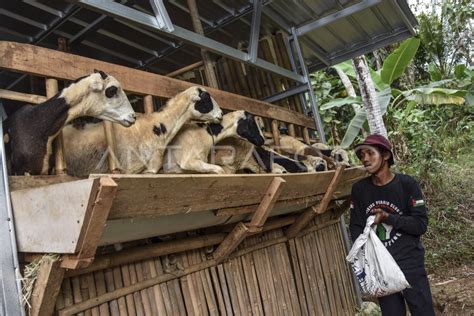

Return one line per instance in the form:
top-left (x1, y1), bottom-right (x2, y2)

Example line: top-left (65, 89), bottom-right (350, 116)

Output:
top-left (366, 200), bottom-right (402, 247)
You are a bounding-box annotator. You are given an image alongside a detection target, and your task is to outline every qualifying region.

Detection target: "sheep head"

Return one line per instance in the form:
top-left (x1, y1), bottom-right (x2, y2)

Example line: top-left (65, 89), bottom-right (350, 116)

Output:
top-left (66, 70), bottom-right (136, 127)
top-left (183, 86), bottom-right (223, 123)
top-left (235, 111), bottom-right (265, 146)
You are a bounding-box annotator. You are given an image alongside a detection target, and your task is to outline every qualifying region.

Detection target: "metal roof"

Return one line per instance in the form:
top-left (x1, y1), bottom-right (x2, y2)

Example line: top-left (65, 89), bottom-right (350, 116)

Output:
top-left (0, 0), bottom-right (416, 91)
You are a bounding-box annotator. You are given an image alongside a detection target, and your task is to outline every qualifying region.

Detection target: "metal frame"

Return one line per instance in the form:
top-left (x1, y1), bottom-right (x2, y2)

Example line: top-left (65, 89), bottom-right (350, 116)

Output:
top-left (149, 0), bottom-right (174, 32)
top-left (290, 27), bottom-right (326, 143)
top-left (0, 105), bottom-right (24, 316)
top-left (296, 0), bottom-right (382, 36)
top-left (76, 0), bottom-right (305, 83)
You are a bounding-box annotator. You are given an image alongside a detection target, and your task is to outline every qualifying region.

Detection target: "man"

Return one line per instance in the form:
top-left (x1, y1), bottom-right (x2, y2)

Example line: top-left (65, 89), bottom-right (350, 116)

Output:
top-left (349, 134), bottom-right (435, 315)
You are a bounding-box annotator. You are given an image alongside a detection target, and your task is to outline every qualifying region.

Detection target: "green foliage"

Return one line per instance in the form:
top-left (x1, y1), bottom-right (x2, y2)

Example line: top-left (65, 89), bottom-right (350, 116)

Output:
top-left (381, 38), bottom-right (421, 85)
top-left (387, 102), bottom-right (474, 275)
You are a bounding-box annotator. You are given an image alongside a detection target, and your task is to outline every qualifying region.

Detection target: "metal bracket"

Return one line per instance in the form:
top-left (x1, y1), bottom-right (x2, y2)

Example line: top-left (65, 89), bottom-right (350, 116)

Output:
top-left (149, 0), bottom-right (175, 32)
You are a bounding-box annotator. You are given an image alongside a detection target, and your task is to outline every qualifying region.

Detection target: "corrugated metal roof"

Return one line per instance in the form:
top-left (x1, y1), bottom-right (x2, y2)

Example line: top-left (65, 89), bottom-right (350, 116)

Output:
top-left (0, 0), bottom-right (416, 90)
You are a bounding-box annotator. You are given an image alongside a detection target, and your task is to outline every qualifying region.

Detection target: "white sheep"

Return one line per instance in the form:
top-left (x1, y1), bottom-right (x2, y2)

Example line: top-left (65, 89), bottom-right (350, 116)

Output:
top-left (4, 70), bottom-right (135, 175)
top-left (62, 86), bottom-right (223, 176)
top-left (163, 111), bottom-right (264, 174)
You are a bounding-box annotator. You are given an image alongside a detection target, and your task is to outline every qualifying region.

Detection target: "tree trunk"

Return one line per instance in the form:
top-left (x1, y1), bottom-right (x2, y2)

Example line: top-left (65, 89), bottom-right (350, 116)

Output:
top-left (352, 56), bottom-right (388, 138)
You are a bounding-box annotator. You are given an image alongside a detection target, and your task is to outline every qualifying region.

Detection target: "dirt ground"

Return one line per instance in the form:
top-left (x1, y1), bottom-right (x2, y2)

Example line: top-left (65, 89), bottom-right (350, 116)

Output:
top-left (357, 266), bottom-right (473, 315)
top-left (430, 265), bottom-right (474, 315)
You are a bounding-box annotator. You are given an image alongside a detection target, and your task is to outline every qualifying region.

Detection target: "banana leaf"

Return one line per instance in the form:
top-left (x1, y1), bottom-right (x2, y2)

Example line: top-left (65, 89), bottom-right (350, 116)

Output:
top-left (381, 38), bottom-right (420, 85)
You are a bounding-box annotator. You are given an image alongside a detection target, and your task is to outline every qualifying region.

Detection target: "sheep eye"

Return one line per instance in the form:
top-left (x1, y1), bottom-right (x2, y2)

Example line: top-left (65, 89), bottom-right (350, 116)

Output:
top-left (105, 86), bottom-right (118, 98)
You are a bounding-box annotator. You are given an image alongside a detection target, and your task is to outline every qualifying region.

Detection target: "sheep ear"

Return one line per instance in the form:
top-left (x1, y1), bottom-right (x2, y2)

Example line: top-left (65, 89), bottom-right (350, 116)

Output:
top-left (90, 77), bottom-right (104, 92)
top-left (94, 69), bottom-right (108, 80)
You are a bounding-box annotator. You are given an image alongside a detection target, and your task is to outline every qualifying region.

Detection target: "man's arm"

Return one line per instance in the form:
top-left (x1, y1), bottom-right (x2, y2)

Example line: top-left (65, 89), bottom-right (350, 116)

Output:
top-left (349, 186), bottom-right (365, 242)
top-left (384, 178), bottom-right (428, 235)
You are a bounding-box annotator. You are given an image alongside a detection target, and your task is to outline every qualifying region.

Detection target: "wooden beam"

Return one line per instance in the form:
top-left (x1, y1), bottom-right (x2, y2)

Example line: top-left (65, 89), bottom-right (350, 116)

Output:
top-left (212, 177), bottom-right (285, 263)
top-left (30, 256), bottom-right (65, 316)
top-left (286, 165), bottom-right (345, 238)
top-left (0, 41), bottom-right (315, 128)
top-left (62, 177), bottom-right (118, 269)
top-left (248, 177), bottom-right (286, 229)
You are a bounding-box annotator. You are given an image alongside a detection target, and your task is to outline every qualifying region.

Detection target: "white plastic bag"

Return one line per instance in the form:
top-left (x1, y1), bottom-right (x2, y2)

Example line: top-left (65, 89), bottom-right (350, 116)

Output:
top-left (346, 216), bottom-right (410, 297)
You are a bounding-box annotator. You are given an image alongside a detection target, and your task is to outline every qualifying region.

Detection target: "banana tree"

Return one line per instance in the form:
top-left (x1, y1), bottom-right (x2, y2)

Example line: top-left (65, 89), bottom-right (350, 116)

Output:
top-left (322, 37), bottom-right (469, 148)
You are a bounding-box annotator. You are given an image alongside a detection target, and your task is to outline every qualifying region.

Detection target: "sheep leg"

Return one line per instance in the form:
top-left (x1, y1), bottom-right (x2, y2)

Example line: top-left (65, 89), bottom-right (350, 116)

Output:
top-left (179, 159), bottom-right (225, 174)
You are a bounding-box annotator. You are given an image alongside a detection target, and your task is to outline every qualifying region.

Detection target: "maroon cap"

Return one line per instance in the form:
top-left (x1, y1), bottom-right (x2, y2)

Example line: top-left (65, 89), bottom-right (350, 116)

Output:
top-left (354, 134), bottom-right (395, 165)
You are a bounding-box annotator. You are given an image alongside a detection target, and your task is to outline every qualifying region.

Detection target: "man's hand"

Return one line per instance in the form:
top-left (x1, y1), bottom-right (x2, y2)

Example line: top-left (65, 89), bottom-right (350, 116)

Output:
top-left (371, 208), bottom-right (389, 224)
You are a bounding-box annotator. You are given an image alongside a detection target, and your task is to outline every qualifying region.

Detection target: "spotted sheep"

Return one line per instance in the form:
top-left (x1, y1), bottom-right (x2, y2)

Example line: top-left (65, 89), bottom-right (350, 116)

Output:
top-left (62, 86), bottom-right (223, 175)
top-left (312, 142), bottom-right (350, 167)
top-left (162, 111), bottom-right (264, 174)
top-left (4, 70), bottom-right (136, 175)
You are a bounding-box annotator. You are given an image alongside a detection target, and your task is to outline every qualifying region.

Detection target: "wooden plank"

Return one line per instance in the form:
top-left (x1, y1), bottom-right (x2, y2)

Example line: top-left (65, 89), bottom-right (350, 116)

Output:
top-left (248, 177), bottom-right (286, 229)
top-left (11, 178), bottom-right (99, 253)
top-left (0, 41), bottom-right (315, 128)
top-left (9, 175), bottom-right (80, 191)
top-left (216, 194), bottom-right (322, 217)
top-left (212, 222), bottom-right (249, 263)
top-left (30, 256), bottom-right (65, 316)
top-left (62, 177), bottom-right (118, 269)
top-left (98, 167), bottom-right (365, 219)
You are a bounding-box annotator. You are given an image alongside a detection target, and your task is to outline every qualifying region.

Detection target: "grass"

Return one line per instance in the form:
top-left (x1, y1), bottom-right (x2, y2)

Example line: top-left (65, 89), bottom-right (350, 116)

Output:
top-left (411, 148), bottom-right (474, 276)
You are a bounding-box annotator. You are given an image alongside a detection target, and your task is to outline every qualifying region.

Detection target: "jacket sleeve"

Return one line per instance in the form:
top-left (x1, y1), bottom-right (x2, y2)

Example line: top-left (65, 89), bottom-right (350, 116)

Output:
top-left (349, 186), bottom-right (365, 242)
top-left (385, 178), bottom-right (428, 235)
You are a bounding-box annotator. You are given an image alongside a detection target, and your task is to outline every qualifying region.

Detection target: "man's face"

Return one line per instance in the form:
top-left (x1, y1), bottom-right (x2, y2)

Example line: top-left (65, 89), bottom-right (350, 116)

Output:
top-left (357, 146), bottom-right (383, 174)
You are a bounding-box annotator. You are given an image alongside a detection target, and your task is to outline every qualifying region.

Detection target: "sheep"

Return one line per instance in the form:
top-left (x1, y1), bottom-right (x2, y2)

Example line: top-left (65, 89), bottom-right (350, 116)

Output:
top-left (162, 110), bottom-right (264, 174)
top-left (312, 142), bottom-right (350, 167)
top-left (278, 135), bottom-right (336, 168)
top-left (62, 86), bottom-right (223, 176)
top-left (4, 70), bottom-right (136, 175)
top-left (212, 138), bottom-right (326, 174)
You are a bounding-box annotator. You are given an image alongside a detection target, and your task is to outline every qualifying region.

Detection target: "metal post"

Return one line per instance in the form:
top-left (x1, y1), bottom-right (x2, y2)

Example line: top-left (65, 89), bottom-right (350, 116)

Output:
top-left (0, 104), bottom-right (25, 316)
top-left (290, 27), bottom-right (326, 143)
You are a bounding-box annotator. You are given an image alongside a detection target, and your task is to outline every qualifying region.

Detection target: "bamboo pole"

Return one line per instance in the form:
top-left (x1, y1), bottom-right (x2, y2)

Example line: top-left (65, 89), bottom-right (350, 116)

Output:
top-left (166, 61), bottom-right (204, 78)
top-left (0, 89), bottom-right (46, 104)
top-left (186, 0), bottom-right (219, 88)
